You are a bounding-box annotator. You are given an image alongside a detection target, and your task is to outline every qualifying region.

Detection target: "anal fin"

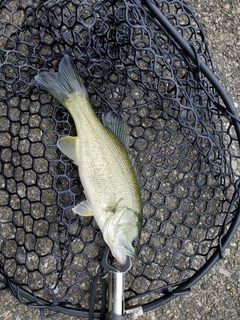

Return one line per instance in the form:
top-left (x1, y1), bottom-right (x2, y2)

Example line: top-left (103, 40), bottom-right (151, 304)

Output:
top-left (57, 136), bottom-right (78, 163)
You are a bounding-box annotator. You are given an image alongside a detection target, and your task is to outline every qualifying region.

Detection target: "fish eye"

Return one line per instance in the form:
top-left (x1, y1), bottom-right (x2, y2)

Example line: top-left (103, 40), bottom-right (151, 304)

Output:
top-left (132, 237), bottom-right (139, 247)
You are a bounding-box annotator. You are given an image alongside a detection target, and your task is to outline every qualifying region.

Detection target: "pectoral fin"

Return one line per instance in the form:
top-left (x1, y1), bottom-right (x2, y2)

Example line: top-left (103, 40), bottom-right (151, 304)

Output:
top-left (73, 200), bottom-right (94, 216)
top-left (105, 198), bottom-right (123, 213)
top-left (57, 136), bottom-right (78, 163)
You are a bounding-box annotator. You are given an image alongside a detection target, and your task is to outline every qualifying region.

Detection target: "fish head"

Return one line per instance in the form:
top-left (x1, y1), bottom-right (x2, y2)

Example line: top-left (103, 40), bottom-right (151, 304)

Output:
top-left (103, 207), bottom-right (142, 265)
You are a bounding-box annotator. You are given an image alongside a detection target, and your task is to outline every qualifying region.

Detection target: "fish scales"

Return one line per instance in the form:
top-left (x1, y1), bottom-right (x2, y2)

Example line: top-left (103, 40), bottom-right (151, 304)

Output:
top-left (68, 100), bottom-right (140, 210)
top-left (35, 55), bottom-right (142, 265)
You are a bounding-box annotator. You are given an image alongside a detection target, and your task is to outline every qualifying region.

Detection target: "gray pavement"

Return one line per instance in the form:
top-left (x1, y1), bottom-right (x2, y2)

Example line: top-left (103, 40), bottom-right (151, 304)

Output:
top-left (1, 0), bottom-right (240, 319)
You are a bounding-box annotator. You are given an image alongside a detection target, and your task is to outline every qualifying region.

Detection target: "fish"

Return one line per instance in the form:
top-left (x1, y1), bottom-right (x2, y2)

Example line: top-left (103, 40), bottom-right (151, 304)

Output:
top-left (35, 55), bottom-right (143, 265)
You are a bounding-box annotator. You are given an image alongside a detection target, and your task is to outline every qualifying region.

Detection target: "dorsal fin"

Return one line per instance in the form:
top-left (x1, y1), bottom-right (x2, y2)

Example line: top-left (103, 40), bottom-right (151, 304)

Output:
top-left (102, 112), bottom-right (130, 152)
top-left (129, 154), bottom-right (141, 184)
top-left (102, 112), bottom-right (141, 182)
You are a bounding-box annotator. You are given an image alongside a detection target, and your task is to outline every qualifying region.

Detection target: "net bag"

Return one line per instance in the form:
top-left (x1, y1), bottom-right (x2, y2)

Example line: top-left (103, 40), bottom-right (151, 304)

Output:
top-left (0, 0), bottom-right (240, 318)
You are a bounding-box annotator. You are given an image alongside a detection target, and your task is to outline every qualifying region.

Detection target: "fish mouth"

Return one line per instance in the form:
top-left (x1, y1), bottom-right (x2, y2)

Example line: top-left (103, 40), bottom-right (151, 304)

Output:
top-left (111, 244), bottom-right (136, 265)
top-left (124, 244), bottom-right (137, 260)
top-left (126, 252), bottom-right (136, 260)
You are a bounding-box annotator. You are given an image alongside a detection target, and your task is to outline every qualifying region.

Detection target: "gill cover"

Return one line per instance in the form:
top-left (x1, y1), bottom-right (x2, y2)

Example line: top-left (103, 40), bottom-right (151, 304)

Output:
top-left (103, 207), bottom-right (140, 265)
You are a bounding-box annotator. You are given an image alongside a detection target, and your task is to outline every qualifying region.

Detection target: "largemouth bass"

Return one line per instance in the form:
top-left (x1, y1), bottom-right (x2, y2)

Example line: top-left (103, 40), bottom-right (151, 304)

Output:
top-left (35, 55), bottom-right (143, 265)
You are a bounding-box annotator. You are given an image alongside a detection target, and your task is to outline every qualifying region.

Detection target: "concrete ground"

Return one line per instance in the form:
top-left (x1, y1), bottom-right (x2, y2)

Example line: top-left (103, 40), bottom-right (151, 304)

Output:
top-left (0, 0), bottom-right (240, 319)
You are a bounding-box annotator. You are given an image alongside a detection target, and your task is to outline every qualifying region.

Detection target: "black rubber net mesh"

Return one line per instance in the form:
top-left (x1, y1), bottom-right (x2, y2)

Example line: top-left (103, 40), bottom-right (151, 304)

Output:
top-left (0, 0), bottom-right (240, 316)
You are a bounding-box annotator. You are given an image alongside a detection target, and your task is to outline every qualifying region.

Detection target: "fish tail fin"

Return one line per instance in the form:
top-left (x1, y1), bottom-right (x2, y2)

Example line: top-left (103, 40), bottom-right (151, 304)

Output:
top-left (35, 55), bottom-right (88, 108)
